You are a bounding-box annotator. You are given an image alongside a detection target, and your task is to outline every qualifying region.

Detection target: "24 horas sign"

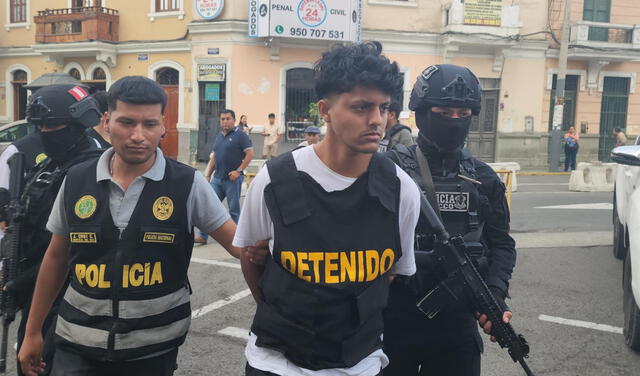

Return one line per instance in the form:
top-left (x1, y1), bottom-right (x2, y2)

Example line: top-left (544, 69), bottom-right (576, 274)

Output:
top-left (248, 0), bottom-right (362, 42)
top-left (195, 0), bottom-right (224, 20)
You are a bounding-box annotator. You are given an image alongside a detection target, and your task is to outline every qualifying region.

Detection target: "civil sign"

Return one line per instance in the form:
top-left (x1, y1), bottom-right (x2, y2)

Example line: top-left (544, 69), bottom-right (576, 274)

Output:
top-left (248, 0), bottom-right (362, 42)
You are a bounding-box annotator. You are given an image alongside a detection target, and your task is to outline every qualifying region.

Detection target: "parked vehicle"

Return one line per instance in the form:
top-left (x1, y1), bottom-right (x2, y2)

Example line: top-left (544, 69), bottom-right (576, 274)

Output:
top-left (0, 120), bottom-right (37, 155)
top-left (612, 144), bottom-right (640, 351)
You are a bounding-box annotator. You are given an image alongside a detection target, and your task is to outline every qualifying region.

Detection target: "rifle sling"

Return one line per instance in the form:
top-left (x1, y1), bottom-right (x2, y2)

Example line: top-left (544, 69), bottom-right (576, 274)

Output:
top-left (415, 145), bottom-right (442, 221)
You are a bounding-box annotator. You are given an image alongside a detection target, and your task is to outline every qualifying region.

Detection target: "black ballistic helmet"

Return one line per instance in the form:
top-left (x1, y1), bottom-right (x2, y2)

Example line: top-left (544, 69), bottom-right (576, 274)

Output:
top-left (408, 64), bottom-right (481, 115)
top-left (27, 84), bottom-right (101, 128)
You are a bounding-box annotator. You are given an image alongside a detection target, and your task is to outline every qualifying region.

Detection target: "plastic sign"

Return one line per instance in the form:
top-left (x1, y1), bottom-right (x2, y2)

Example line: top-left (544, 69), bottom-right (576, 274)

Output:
top-left (248, 0), bottom-right (362, 42)
top-left (196, 0), bottom-right (224, 20)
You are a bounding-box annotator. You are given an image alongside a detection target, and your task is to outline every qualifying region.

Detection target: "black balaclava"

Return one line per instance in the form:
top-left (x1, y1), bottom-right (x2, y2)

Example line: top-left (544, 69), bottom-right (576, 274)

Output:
top-left (416, 110), bottom-right (472, 153)
top-left (40, 124), bottom-right (91, 163)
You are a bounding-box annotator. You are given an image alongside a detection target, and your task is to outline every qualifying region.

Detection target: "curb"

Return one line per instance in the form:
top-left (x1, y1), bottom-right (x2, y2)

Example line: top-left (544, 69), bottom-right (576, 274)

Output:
top-left (518, 171), bottom-right (571, 176)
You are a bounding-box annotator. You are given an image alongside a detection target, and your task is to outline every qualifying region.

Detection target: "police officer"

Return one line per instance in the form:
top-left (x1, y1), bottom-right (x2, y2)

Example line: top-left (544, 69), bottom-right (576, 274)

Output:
top-left (378, 101), bottom-right (414, 152)
top-left (236, 41), bottom-right (420, 376)
top-left (86, 90), bottom-right (112, 149)
top-left (1, 84), bottom-right (104, 376)
top-left (383, 64), bottom-right (517, 375)
top-left (18, 76), bottom-right (240, 376)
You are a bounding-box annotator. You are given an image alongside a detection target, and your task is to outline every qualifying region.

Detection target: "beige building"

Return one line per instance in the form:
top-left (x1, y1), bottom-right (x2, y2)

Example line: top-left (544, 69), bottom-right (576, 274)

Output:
top-left (1, 0), bottom-right (639, 167)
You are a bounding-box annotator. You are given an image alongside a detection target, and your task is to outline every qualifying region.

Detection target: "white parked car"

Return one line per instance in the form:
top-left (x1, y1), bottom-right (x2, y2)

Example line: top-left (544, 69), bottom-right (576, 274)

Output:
top-left (612, 143), bottom-right (640, 351)
top-left (0, 120), bottom-right (37, 155)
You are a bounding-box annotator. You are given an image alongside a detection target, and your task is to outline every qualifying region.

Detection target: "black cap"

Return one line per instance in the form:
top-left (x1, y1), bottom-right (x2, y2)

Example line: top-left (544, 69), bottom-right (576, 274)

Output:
top-left (27, 84), bottom-right (101, 128)
top-left (408, 64), bottom-right (482, 115)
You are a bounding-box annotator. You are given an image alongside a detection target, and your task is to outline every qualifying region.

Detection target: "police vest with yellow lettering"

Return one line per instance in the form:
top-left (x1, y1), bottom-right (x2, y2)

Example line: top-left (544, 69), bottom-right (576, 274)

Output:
top-left (56, 155), bottom-right (195, 361)
top-left (251, 152), bottom-right (402, 370)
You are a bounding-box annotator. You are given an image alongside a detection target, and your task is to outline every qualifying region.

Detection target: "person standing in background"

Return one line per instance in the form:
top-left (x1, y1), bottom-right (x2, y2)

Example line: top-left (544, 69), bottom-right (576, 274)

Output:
top-left (378, 101), bottom-right (414, 152)
top-left (261, 113), bottom-right (282, 159)
top-left (296, 125), bottom-right (321, 148)
top-left (614, 127), bottom-right (628, 147)
top-left (195, 109), bottom-right (254, 245)
top-left (86, 90), bottom-right (111, 148)
top-left (239, 115), bottom-right (251, 135)
top-left (564, 126), bottom-right (579, 171)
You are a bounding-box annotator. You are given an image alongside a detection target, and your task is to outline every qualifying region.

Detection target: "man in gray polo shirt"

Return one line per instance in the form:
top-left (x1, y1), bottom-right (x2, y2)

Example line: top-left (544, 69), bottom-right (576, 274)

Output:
top-left (19, 76), bottom-right (239, 376)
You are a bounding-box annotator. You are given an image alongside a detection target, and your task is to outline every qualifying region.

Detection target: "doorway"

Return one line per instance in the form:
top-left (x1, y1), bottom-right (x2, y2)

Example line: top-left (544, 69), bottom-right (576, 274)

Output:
top-left (197, 81), bottom-right (226, 161)
top-left (11, 70), bottom-right (28, 121)
top-left (598, 76), bottom-right (630, 161)
top-left (156, 67), bottom-right (179, 159)
top-left (467, 88), bottom-right (499, 162)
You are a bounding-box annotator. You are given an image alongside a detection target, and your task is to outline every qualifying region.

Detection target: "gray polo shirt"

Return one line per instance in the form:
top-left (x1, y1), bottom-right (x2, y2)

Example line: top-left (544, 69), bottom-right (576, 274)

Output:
top-left (47, 147), bottom-right (230, 236)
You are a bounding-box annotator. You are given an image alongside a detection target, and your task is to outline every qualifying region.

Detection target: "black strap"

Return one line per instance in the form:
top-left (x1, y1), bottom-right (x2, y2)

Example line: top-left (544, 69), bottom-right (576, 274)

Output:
top-left (265, 153), bottom-right (311, 225)
top-left (386, 124), bottom-right (411, 140)
top-left (415, 145), bottom-right (442, 221)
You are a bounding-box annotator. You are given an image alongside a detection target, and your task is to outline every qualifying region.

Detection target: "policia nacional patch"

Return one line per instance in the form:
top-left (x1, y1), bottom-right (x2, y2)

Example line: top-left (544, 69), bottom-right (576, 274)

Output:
top-left (152, 196), bottom-right (174, 221)
top-left (35, 153), bottom-right (48, 164)
top-left (74, 195), bottom-right (97, 219)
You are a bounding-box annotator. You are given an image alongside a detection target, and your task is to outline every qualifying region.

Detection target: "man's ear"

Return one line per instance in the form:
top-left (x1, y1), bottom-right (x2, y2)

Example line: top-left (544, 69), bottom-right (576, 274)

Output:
top-left (317, 99), bottom-right (331, 124)
top-left (103, 112), bottom-right (111, 134)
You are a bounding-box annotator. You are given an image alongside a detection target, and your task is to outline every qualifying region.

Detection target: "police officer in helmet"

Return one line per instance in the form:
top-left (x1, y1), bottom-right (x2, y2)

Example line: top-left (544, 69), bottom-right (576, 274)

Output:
top-left (2, 84), bottom-right (102, 376)
top-left (383, 64), bottom-right (517, 375)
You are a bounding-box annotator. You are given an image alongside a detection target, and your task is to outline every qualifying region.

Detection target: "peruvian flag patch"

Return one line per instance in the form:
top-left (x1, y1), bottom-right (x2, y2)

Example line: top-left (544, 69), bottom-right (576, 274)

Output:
top-left (68, 86), bottom-right (88, 101)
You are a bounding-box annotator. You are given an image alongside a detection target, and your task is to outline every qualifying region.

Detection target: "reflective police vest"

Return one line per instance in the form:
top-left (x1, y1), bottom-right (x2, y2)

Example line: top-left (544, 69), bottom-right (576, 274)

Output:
top-left (252, 152), bottom-right (401, 370)
top-left (56, 156), bottom-right (195, 361)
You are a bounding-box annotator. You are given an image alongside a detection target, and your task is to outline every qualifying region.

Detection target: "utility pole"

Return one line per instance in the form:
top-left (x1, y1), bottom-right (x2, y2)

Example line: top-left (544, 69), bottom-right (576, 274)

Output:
top-left (550, 0), bottom-right (572, 171)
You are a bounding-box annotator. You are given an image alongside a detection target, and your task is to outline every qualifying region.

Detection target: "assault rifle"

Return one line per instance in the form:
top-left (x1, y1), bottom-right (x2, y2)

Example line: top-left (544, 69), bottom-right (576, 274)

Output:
top-left (415, 191), bottom-right (535, 376)
top-left (0, 152), bottom-right (26, 372)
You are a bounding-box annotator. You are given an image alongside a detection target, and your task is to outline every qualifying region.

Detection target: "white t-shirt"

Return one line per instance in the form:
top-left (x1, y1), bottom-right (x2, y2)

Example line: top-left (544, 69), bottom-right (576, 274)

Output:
top-left (233, 145), bottom-right (420, 376)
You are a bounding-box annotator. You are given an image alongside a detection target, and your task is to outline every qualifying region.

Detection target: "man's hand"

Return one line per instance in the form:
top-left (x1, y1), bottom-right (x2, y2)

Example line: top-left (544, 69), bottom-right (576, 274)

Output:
top-left (244, 239), bottom-right (270, 265)
top-left (477, 311), bottom-right (513, 342)
top-left (18, 334), bottom-right (45, 376)
top-left (228, 170), bottom-right (241, 182)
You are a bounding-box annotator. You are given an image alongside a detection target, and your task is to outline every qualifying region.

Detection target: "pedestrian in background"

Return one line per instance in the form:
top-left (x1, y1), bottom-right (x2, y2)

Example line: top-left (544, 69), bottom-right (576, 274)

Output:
top-left (296, 125), bottom-right (321, 148)
top-left (614, 127), bottom-right (627, 147)
top-left (196, 109), bottom-right (253, 244)
top-left (239, 114), bottom-right (250, 135)
top-left (378, 101), bottom-right (414, 152)
top-left (86, 90), bottom-right (112, 148)
top-left (261, 113), bottom-right (282, 159)
top-left (564, 126), bottom-right (579, 171)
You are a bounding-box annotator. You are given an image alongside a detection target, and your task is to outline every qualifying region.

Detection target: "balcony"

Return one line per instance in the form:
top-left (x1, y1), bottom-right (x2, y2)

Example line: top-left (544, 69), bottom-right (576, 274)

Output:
top-left (34, 7), bottom-right (119, 43)
top-left (570, 21), bottom-right (640, 50)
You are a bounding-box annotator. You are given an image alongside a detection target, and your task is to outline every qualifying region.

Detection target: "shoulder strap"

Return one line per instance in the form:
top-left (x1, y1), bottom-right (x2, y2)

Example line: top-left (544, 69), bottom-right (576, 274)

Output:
top-left (387, 124), bottom-right (411, 140)
top-left (265, 153), bottom-right (311, 225)
top-left (415, 145), bottom-right (442, 220)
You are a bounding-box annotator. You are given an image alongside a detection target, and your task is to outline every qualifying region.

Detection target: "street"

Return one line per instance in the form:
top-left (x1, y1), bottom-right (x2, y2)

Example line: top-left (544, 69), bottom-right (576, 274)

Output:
top-left (4, 174), bottom-right (640, 375)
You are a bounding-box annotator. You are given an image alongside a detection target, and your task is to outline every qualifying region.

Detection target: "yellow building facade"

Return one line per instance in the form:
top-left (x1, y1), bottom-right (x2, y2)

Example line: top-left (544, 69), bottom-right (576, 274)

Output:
top-left (1, 0), bottom-right (640, 167)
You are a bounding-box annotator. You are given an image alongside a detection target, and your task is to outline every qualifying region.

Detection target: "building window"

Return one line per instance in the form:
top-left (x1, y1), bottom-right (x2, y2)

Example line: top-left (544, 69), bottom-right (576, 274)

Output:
top-left (155, 0), bottom-right (179, 12)
top-left (148, 0), bottom-right (184, 21)
top-left (68, 68), bottom-right (81, 80)
top-left (156, 68), bottom-right (179, 85)
top-left (93, 67), bottom-right (106, 81)
top-left (10, 0), bottom-right (27, 23)
top-left (13, 69), bottom-right (27, 82)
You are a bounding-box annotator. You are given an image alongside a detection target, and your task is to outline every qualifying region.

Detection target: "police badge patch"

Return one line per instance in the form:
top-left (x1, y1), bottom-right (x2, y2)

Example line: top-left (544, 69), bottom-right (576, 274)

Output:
top-left (153, 196), bottom-right (174, 221)
top-left (74, 195), bottom-right (97, 219)
top-left (436, 192), bottom-right (469, 212)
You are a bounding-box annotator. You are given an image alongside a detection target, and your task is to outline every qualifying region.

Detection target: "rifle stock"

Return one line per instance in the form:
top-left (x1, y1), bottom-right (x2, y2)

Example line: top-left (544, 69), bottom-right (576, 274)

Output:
top-left (0, 152), bottom-right (26, 372)
top-left (415, 191), bottom-right (535, 376)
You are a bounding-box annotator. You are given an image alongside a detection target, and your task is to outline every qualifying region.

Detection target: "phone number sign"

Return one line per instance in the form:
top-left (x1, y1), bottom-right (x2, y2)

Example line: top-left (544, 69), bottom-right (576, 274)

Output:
top-left (248, 0), bottom-right (362, 42)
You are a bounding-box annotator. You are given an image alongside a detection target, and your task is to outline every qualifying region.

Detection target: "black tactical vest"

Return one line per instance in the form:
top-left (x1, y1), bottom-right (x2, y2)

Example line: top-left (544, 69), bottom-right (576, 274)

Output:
top-left (251, 152), bottom-right (402, 370)
top-left (13, 132), bottom-right (47, 172)
top-left (56, 155), bottom-right (195, 361)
